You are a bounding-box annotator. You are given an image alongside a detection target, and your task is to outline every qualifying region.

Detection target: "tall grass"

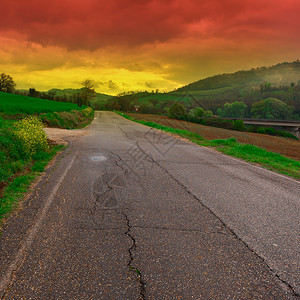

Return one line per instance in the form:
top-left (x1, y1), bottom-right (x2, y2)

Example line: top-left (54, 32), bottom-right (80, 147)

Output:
top-left (0, 116), bottom-right (63, 224)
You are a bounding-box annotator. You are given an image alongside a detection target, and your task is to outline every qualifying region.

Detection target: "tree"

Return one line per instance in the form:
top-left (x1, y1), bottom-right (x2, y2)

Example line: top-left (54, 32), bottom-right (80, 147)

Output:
top-left (28, 88), bottom-right (40, 98)
top-left (251, 98), bottom-right (294, 120)
top-left (233, 120), bottom-right (245, 131)
top-left (204, 110), bottom-right (213, 117)
top-left (189, 107), bottom-right (204, 118)
top-left (169, 102), bottom-right (186, 119)
top-left (142, 102), bottom-right (155, 114)
top-left (260, 82), bottom-right (272, 92)
top-left (217, 101), bottom-right (247, 118)
top-left (70, 92), bottom-right (84, 107)
top-left (81, 79), bottom-right (96, 106)
top-left (104, 97), bottom-right (121, 111)
top-left (0, 73), bottom-right (16, 93)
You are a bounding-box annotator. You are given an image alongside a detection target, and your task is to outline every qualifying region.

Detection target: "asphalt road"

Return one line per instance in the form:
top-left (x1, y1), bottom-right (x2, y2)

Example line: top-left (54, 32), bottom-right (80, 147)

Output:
top-left (0, 111), bottom-right (299, 299)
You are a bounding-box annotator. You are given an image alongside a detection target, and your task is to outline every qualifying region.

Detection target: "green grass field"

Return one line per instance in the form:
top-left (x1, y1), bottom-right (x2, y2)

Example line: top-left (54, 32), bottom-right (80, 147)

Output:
top-left (0, 92), bottom-right (94, 226)
top-left (0, 91), bottom-right (84, 114)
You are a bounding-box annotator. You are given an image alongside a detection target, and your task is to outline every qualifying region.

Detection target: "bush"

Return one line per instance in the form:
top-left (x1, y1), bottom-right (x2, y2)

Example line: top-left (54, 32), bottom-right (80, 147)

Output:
top-left (255, 126), bottom-right (298, 139)
top-left (257, 127), bottom-right (275, 135)
top-left (204, 110), bottom-right (213, 117)
top-left (189, 107), bottom-right (204, 118)
top-left (276, 130), bottom-right (298, 140)
top-left (257, 127), bottom-right (266, 134)
top-left (13, 116), bottom-right (48, 159)
top-left (264, 127), bottom-right (276, 135)
top-left (233, 120), bottom-right (245, 131)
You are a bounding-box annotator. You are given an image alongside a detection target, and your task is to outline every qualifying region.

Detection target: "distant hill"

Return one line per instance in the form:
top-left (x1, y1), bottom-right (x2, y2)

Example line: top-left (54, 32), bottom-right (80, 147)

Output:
top-left (176, 61), bottom-right (300, 92)
top-left (106, 61), bottom-right (300, 115)
top-left (48, 88), bottom-right (113, 108)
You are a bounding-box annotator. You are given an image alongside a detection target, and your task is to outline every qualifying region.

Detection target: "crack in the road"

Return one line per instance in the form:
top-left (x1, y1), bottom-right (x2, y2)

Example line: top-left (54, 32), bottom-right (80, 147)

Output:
top-left (89, 152), bottom-right (146, 299)
top-left (91, 127), bottom-right (299, 298)
top-left (111, 151), bottom-right (130, 175)
top-left (74, 224), bottom-right (228, 236)
top-left (115, 123), bottom-right (135, 140)
top-left (159, 164), bottom-right (299, 297)
top-left (129, 142), bottom-right (299, 298)
top-left (122, 213), bottom-right (146, 300)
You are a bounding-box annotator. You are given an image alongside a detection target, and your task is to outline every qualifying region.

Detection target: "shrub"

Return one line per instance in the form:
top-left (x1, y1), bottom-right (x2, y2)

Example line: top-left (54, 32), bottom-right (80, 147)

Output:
top-left (13, 116), bottom-right (48, 159)
top-left (264, 127), bottom-right (276, 135)
top-left (257, 127), bottom-right (276, 135)
top-left (257, 127), bottom-right (266, 134)
top-left (204, 110), bottom-right (213, 117)
top-left (189, 107), bottom-right (204, 118)
top-left (276, 131), bottom-right (298, 140)
top-left (233, 120), bottom-right (245, 131)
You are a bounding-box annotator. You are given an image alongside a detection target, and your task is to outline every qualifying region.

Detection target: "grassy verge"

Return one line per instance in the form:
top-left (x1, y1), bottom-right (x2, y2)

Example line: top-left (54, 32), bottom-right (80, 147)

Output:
top-left (1, 107), bottom-right (94, 130)
top-left (40, 107), bottom-right (94, 129)
top-left (0, 117), bottom-right (64, 225)
top-left (117, 112), bottom-right (300, 179)
top-left (1, 92), bottom-right (95, 129)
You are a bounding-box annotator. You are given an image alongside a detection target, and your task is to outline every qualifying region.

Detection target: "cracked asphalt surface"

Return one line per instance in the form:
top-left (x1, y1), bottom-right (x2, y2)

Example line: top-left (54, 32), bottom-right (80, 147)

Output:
top-left (0, 111), bottom-right (299, 299)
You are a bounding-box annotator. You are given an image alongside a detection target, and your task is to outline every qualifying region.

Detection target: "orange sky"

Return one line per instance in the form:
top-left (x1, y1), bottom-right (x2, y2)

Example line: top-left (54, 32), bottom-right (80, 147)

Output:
top-left (1, 0), bottom-right (300, 95)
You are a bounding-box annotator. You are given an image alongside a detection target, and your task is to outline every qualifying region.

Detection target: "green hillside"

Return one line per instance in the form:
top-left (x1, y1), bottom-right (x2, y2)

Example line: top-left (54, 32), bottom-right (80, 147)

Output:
top-left (105, 61), bottom-right (300, 115)
top-left (173, 61), bottom-right (300, 113)
top-left (0, 91), bottom-right (84, 114)
top-left (177, 61), bottom-right (300, 92)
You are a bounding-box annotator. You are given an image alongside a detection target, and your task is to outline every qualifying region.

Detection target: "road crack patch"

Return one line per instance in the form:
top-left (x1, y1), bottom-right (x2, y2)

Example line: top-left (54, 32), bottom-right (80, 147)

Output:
top-left (122, 213), bottom-right (146, 300)
top-left (132, 143), bottom-right (298, 297)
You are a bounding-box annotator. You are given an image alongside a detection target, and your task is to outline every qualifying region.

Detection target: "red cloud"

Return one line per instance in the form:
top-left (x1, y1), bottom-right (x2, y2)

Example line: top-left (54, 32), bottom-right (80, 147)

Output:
top-left (1, 0), bottom-right (299, 50)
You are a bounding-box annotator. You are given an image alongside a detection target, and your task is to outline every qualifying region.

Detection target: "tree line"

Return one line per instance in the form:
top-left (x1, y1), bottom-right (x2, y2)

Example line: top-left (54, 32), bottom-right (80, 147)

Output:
top-left (169, 98), bottom-right (298, 120)
top-left (104, 91), bottom-right (299, 120)
top-left (0, 73), bottom-right (95, 107)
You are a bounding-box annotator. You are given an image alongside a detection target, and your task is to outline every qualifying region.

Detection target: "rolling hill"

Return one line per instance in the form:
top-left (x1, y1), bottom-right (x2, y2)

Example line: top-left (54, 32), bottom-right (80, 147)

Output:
top-left (106, 61), bottom-right (300, 115)
top-left (176, 61), bottom-right (300, 92)
top-left (0, 91), bottom-right (84, 114)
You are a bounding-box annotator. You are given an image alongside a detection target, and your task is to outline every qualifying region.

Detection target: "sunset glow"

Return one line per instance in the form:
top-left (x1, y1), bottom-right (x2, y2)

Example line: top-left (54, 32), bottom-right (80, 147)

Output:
top-left (1, 0), bottom-right (300, 94)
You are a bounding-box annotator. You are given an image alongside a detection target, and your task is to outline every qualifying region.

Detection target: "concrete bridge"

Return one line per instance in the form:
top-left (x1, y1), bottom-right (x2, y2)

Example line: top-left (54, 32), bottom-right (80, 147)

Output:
top-left (233, 118), bottom-right (300, 138)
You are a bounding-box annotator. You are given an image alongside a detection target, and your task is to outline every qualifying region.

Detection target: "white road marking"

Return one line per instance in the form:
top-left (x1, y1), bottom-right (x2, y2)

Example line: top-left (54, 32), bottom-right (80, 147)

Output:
top-left (0, 152), bottom-right (78, 296)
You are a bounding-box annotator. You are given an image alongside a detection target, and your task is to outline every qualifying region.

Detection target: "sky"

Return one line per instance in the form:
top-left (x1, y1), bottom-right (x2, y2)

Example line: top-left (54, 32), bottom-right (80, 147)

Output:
top-left (1, 0), bottom-right (300, 95)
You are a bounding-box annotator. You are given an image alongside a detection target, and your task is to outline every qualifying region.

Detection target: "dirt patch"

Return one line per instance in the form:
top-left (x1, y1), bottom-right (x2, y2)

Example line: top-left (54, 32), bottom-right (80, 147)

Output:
top-left (128, 114), bottom-right (300, 161)
top-left (44, 127), bottom-right (88, 145)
